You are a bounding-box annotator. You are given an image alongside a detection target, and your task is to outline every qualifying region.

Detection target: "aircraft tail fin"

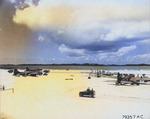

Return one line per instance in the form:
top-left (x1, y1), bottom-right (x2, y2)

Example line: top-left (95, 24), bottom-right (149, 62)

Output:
top-left (26, 67), bottom-right (29, 71)
top-left (14, 69), bottom-right (20, 75)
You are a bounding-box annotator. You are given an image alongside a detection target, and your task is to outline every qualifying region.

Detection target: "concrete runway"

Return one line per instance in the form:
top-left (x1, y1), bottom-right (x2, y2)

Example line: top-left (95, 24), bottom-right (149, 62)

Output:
top-left (1, 69), bottom-right (150, 119)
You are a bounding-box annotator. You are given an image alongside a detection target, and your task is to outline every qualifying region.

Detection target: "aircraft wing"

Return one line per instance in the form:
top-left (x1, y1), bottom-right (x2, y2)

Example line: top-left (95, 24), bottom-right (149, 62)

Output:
top-left (140, 77), bottom-right (150, 82)
top-left (26, 71), bottom-right (38, 76)
top-left (121, 81), bottom-right (133, 84)
top-left (130, 77), bottom-right (150, 82)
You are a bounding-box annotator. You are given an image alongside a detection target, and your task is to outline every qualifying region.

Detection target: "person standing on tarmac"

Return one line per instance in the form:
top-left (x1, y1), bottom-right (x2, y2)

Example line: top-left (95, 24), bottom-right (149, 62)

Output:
top-left (3, 85), bottom-right (5, 90)
top-left (117, 72), bottom-right (121, 84)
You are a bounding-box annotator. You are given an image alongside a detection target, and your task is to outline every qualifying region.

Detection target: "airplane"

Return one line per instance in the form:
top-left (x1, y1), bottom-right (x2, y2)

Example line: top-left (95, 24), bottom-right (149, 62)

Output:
top-left (116, 74), bottom-right (150, 86)
top-left (8, 69), bottom-right (13, 73)
top-left (13, 68), bottom-right (40, 77)
top-left (11, 67), bottom-right (50, 77)
top-left (43, 70), bottom-right (50, 75)
top-left (43, 69), bottom-right (50, 73)
top-left (26, 67), bottom-right (43, 75)
top-left (13, 69), bottom-right (27, 77)
top-left (118, 74), bottom-right (140, 85)
top-left (129, 75), bottom-right (150, 83)
top-left (101, 70), bottom-right (117, 77)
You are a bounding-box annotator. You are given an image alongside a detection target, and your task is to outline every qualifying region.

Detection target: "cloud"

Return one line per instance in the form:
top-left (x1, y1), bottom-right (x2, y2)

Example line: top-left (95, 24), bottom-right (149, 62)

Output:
top-left (93, 45), bottom-right (137, 64)
top-left (102, 21), bottom-right (150, 41)
top-left (13, 4), bottom-right (75, 29)
top-left (59, 44), bottom-right (85, 57)
top-left (38, 35), bottom-right (44, 41)
top-left (52, 58), bottom-right (55, 60)
top-left (74, 3), bottom-right (149, 25)
top-left (1, 0), bottom-right (149, 64)
top-left (58, 44), bottom-right (137, 62)
top-left (135, 53), bottom-right (150, 59)
top-left (138, 39), bottom-right (150, 44)
top-left (85, 58), bottom-right (89, 60)
top-left (115, 45), bottom-right (136, 56)
top-left (12, 1), bottom-right (150, 52)
top-left (13, 1), bottom-right (150, 30)
top-left (0, 0), bottom-right (39, 63)
top-left (58, 29), bottom-right (65, 34)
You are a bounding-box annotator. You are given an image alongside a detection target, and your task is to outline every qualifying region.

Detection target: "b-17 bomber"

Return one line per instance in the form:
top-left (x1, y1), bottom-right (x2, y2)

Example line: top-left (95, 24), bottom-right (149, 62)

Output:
top-left (10, 67), bottom-right (50, 77)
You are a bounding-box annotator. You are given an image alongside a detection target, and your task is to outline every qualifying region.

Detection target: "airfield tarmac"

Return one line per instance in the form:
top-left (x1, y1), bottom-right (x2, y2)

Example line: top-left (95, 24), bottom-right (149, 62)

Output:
top-left (0, 69), bottom-right (150, 119)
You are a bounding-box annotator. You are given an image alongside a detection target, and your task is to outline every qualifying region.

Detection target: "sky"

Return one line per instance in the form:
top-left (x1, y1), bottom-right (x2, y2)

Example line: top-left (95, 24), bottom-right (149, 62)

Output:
top-left (0, 0), bottom-right (150, 64)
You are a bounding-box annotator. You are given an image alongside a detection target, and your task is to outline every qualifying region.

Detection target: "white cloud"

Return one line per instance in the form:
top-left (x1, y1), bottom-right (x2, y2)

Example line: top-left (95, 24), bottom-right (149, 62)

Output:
top-left (38, 35), bottom-right (44, 41)
top-left (102, 21), bottom-right (149, 41)
top-left (85, 58), bottom-right (89, 60)
top-left (138, 39), bottom-right (150, 44)
top-left (115, 45), bottom-right (136, 56)
top-left (136, 53), bottom-right (150, 58)
top-left (58, 29), bottom-right (65, 34)
top-left (99, 54), bottom-right (107, 60)
top-left (13, 1), bottom-right (150, 46)
top-left (74, 3), bottom-right (149, 25)
top-left (13, 1), bottom-right (150, 30)
top-left (97, 45), bottom-right (136, 60)
top-left (11, 0), bottom-right (150, 64)
top-left (52, 58), bottom-right (55, 60)
top-left (59, 44), bottom-right (85, 57)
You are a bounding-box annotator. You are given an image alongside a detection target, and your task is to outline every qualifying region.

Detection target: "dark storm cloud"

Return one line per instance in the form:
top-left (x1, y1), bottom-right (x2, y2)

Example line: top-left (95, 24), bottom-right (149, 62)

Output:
top-left (33, 27), bottom-right (150, 58)
top-left (14, 0), bottom-right (40, 6)
top-left (0, 0), bottom-right (37, 62)
top-left (74, 34), bottom-right (150, 52)
top-left (12, 0), bottom-right (150, 61)
top-left (76, 42), bottom-right (117, 52)
top-left (13, 0), bottom-right (40, 10)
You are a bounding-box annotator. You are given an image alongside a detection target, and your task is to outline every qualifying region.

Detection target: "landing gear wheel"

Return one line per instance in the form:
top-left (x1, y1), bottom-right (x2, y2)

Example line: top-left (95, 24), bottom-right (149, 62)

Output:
top-left (116, 82), bottom-right (120, 85)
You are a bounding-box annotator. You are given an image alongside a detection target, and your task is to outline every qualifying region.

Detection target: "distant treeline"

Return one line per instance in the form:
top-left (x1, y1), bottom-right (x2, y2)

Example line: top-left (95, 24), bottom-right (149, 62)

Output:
top-left (0, 63), bottom-right (150, 67)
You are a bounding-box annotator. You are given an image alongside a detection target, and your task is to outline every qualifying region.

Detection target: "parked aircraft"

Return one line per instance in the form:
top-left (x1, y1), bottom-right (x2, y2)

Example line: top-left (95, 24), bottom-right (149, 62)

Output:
top-left (8, 69), bottom-right (13, 73)
top-left (26, 67), bottom-right (43, 75)
top-left (12, 67), bottom-right (50, 77)
top-left (13, 69), bottom-right (38, 77)
top-left (43, 70), bottom-right (50, 73)
top-left (116, 73), bottom-right (150, 86)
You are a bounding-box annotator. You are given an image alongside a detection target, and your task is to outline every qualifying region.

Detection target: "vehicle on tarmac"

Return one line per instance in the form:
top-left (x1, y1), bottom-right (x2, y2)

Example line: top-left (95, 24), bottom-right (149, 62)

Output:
top-left (79, 88), bottom-right (95, 98)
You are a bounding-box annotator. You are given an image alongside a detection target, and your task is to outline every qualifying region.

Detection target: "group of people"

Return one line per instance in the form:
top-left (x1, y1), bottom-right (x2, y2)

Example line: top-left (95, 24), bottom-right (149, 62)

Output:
top-left (87, 87), bottom-right (93, 91)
